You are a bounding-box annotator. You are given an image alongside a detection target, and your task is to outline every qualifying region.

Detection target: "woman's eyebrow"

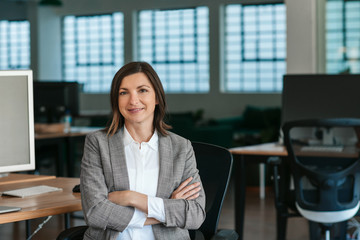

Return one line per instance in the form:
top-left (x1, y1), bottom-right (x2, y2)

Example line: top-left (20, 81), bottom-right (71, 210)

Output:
top-left (137, 85), bottom-right (151, 89)
top-left (119, 85), bottom-right (151, 91)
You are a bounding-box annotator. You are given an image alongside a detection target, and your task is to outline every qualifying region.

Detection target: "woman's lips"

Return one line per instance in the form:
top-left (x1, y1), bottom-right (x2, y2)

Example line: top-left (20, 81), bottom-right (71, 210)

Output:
top-left (128, 108), bottom-right (143, 113)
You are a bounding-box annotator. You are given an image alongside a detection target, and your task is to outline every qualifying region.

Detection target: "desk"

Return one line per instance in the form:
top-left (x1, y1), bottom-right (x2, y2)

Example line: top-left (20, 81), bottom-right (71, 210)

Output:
top-left (35, 127), bottom-right (101, 177)
top-left (229, 143), bottom-right (287, 240)
top-left (230, 142), bottom-right (359, 240)
top-left (0, 173), bottom-right (55, 186)
top-left (35, 126), bottom-right (101, 140)
top-left (0, 176), bottom-right (81, 224)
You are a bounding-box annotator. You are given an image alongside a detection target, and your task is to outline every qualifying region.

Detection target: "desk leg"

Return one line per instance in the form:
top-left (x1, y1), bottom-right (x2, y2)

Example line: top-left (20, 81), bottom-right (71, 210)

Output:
top-left (66, 137), bottom-right (73, 177)
top-left (57, 140), bottom-right (66, 177)
top-left (66, 136), bottom-right (85, 177)
top-left (259, 163), bottom-right (265, 199)
top-left (26, 220), bottom-right (31, 238)
top-left (234, 155), bottom-right (246, 240)
top-left (65, 213), bottom-right (70, 229)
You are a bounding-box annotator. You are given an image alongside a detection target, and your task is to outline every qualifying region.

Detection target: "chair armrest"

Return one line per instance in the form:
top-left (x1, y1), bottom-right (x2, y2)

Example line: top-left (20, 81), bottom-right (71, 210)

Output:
top-left (56, 226), bottom-right (88, 240)
top-left (210, 229), bottom-right (239, 240)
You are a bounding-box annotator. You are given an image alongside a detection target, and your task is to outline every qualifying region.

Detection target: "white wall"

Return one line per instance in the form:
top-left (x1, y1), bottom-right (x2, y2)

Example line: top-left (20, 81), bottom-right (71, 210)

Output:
top-left (37, 7), bottom-right (62, 80)
top-left (2, 0), bottom-right (325, 119)
top-left (285, 0), bottom-right (325, 74)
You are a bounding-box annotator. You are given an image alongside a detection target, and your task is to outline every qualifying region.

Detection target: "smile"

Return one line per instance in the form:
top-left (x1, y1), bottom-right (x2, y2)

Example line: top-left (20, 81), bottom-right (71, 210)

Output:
top-left (128, 108), bottom-right (144, 113)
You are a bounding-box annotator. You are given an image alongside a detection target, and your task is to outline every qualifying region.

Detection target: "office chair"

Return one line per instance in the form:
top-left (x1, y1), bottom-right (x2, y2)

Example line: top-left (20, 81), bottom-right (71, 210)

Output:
top-left (189, 142), bottom-right (238, 240)
top-left (271, 118), bottom-right (360, 240)
top-left (57, 142), bottom-right (238, 240)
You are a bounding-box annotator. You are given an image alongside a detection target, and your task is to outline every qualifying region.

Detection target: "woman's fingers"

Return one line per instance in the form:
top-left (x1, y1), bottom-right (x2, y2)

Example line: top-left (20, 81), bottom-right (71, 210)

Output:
top-left (186, 192), bottom-right (200, 200)
top-left (171, 180), bottom-right (201, 199)
top-left (179, 182), bottom-right (200, 195)
top-left (173, 176), bottom-right (193, 193)
top-left (183, 186), bottom-right (201, 199)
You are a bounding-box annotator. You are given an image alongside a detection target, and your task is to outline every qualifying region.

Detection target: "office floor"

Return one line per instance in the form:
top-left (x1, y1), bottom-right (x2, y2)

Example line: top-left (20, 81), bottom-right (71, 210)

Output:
top-left (217, 183), bottom-right (309, 240)
top-left (0, 178), bottom-right (312, 240)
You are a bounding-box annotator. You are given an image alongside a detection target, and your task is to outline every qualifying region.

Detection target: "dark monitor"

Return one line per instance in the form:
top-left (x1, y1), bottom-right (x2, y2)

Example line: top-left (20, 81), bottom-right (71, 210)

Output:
top-left (33, 81), bottom-right (80, 123)
top-left (282, 74), bottom-right (360, 125)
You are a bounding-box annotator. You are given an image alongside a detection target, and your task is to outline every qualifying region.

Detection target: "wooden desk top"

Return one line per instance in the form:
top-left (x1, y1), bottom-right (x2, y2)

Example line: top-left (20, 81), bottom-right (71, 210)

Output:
top-left (230, 142), bottom-right (359, 158)
top-left (0, 177), bottom-right (81, 224)
top-left (230, 142), bottom-right (288, 156)
top-left (0, 174), bottom-right (56, 186)
top-left (35, 126), bottom-right (102, 140)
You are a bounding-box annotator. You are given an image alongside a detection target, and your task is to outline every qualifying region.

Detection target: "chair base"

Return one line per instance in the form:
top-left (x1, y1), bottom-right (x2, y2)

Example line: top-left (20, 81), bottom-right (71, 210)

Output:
top-left (308, 221), bottom-right (347, 240)
top-left (296, 202), bottom-right (360, 223)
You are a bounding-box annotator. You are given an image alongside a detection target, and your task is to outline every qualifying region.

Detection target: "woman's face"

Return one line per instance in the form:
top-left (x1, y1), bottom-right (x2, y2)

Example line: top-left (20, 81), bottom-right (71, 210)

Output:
top-left (118, 72), bottom-right (158, 129)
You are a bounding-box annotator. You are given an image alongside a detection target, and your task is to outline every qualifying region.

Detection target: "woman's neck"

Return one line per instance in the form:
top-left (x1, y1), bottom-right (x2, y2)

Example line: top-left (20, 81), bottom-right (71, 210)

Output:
top-left (124, 123), bottom-right (154, 143)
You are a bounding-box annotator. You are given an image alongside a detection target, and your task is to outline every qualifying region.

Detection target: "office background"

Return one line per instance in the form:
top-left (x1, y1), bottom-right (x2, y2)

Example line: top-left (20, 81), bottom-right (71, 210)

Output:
top-left (0, 0), bottom-right (347, 120)
top-left (0, 0), bottom-right (359, 239)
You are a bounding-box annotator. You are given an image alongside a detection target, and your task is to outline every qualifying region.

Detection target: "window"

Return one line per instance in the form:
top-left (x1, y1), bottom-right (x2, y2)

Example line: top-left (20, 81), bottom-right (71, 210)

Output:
top-left (224, 4), bottom-right (286, 92)
top-left (138, 7), bottom-right (209, 93)
top-left (63, 13), bottom-right (124, 93)
top-left (0, 20), bottom-right (30, 70)
top-left (326, 0), bottom-right (360, 73)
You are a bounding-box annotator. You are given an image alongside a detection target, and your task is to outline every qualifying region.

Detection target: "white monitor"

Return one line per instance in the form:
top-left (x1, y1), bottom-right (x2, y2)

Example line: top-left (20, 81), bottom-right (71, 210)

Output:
top-left (0, 70), bottom-right (35, 175)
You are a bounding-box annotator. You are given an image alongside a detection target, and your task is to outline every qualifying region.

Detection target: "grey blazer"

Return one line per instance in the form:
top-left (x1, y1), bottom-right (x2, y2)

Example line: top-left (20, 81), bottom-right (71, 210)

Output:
top-left (80, 129), bottom-right (206, 240)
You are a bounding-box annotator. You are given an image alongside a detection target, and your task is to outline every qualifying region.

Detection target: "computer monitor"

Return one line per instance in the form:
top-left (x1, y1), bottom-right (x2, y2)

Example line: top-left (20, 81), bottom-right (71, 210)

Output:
top-left (282, 74), bottom-right (360, 124)
top-left (33, 81), bottom-right (80, 123)
top-left (281, 74), bottom-right (360, 143)
top-left (0, 70), bottom-right (35, 175)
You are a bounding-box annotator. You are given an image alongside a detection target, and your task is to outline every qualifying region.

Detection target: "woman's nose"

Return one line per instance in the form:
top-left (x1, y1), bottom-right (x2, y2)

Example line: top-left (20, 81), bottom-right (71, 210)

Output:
top-left (129, 93), bottom-right (139, 104)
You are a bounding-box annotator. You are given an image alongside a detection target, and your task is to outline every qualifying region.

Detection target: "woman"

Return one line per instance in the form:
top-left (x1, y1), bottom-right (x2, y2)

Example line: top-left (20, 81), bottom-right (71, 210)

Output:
top-left (80, 62), bottom-right (206, 240)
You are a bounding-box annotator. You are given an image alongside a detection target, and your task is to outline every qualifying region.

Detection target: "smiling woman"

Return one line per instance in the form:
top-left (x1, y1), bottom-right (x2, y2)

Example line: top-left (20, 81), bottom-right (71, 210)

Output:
top-left (117, 72), bottom-right (158, 139)
top-left (107, 62), bottom-right (170, 137)
top-left (80, 62), bottom-right (206, 240)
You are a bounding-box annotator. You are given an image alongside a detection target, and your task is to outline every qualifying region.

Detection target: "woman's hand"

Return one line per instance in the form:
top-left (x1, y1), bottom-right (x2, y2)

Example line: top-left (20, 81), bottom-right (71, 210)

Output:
top-left (171, 177), bottom-right (201, 200)
top-left (108, 190), bottom-right (148, 213)
top-left (108, 190), bottom-right (132, 206)
top-left (144, 217), bottom-right (160, 226)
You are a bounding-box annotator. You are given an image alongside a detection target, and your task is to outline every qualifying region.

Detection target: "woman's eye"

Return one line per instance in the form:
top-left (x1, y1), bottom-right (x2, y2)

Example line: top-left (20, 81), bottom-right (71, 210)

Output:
top-left (139, 89), bottom-right (148, 93)
top-left (119, 92), bottom-right (127, 95)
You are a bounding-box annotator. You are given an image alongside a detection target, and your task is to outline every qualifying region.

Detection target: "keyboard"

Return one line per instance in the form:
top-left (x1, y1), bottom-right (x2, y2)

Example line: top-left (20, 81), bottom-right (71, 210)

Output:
top-left (300, 145), bottom-right (344, 153)
top-left (2, 185), bottom-right (62, 198)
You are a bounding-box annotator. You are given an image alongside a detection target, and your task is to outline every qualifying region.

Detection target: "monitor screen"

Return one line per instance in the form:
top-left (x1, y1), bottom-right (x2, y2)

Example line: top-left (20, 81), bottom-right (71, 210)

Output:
top-left (282, 74), bottom-right (360, 125)
top-left (0, 70), bottom-right (35, 175)
top-left (33, 81), bottom-right (80, 123)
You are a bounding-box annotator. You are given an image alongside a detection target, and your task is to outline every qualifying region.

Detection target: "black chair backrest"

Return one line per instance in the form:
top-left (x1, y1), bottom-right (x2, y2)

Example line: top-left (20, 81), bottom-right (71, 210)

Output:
top-left (191, 142), bottom-right (233, 239)
top-left (283, 118), bottom-right (360, 212)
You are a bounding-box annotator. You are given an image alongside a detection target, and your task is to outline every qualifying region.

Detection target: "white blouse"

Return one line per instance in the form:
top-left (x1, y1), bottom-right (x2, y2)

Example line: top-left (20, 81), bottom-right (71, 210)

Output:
top-left (116, 127), bottom-right (165, 240)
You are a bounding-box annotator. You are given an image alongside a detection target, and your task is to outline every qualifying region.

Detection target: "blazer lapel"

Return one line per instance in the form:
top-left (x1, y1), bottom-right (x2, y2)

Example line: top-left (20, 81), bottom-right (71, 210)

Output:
top-left (108, 129), bottom-right (130, 190)
top-left (157, 134), bottom-right (174, 198)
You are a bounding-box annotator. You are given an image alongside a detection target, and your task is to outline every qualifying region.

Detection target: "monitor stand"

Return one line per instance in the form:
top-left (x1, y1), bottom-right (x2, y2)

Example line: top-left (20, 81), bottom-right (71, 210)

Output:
top-left (322, 128), bottom-right (334, 145)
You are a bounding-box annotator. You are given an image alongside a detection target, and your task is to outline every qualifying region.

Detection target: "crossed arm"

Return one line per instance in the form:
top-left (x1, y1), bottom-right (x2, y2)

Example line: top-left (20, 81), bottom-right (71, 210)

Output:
top-left (81, 133), bottom-right (205, 232)
top-left (108, 176), bottom-right (201, 225)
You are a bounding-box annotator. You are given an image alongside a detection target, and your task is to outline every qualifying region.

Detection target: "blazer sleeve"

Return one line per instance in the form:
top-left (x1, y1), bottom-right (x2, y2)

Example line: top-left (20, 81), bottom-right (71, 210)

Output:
top-left (162, 140), bottom-right (206, 229)
top-left (80, 132), bottom-right (134, 232)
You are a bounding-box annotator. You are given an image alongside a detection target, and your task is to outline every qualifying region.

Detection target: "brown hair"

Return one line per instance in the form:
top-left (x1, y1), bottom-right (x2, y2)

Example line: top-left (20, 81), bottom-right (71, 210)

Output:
top-left (106, 62), bottom-right (170, 136)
